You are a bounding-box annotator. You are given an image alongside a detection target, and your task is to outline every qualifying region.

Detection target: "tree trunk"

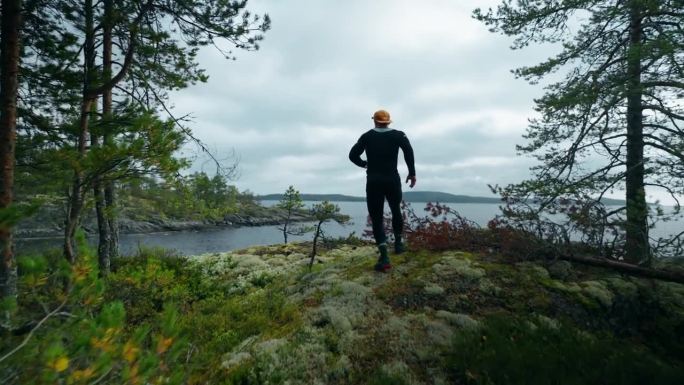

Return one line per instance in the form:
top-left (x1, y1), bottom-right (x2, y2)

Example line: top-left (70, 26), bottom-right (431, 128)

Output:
top-left (91, 94), bottom-right (110, 272)
top-left (308, 222), bottom-right (322, 269)
top-left (624, 2), bottom-right (649, 264)
top-left (560, 254), bottom-right (684, 285)
top-left (0, 0), bottom-right (21, 301)
top-left (64, 99), bottom-right (93, 263)
top-left (93, 176), bottom-right (109, 271)
top-left (64, 0), bottom-right (96, 263)
top-left (101, 0), bottom-right (116, 267)
top-left (104, 182), bottom-right (118, 258)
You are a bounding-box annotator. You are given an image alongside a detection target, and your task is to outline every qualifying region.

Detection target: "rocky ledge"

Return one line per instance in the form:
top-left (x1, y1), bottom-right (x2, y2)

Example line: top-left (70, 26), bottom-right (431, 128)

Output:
top-left (16, 205), bottom-right (312, 239)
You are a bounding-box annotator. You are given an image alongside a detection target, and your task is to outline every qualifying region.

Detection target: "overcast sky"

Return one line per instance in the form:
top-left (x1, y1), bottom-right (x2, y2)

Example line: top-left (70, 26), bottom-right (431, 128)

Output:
top-left (167, 0), bottom-right (675, 204)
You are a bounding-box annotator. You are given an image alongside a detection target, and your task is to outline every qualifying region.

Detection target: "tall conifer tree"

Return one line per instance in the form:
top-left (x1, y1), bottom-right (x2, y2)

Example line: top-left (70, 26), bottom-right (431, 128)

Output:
top-left (476, 0), bottom-right (684, 263)
top-left (0, 0), bottom-right (22, 299)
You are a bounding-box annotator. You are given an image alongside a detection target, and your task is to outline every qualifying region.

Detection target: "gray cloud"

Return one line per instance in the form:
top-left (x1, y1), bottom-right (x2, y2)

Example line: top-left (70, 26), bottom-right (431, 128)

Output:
top-left (168, 0), bottom-right (672, 203)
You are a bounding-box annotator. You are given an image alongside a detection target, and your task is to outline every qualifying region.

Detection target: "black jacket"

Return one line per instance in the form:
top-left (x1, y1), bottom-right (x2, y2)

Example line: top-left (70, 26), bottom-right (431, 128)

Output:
top-left (349, 128), bottom-right (415, 177)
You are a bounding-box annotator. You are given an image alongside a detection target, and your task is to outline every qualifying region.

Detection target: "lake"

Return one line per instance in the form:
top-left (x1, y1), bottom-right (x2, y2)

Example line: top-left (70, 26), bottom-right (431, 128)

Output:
top-left (16, 201), bottom-right (682, 256)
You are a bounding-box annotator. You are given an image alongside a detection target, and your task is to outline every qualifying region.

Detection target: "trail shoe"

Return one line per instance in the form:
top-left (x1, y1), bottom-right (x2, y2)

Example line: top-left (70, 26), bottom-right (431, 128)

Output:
top-left (374, 243), bottom-right (392, 272)
top-left (394, 235), bottom-right (406, 254)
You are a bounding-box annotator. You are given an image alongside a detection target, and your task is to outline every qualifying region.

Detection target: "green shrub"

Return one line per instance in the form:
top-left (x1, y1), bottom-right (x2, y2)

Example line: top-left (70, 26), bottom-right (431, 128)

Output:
top-left (1, 234), bottom-right (186, 385)
top-left (176, 284), bottom-right (300, 383)
top-left (108, 250), bottom-right (218, 325)
top-left (446, 314), bottom-right (684, 385)
top-left (367, 371), bottom-right (410, 385)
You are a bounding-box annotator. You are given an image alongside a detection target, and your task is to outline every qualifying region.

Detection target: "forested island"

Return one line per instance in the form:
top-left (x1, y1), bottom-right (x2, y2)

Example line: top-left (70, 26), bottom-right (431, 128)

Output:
top-left (17, 173), bottom-right (311, 239)
top-left (1, 1), bottom-right (683, 384)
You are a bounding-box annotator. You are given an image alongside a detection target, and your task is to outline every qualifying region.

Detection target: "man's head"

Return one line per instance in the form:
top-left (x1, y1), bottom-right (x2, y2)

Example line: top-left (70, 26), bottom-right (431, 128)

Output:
top-left (372, 109), bottom-right (392, 128)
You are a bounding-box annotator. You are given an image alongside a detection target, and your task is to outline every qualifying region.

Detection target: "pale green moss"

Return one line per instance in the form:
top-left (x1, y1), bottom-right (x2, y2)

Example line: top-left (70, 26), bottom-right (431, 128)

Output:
top-left (580, 280), bottom-right (614, 308)
top-left (605, 277), bottom-right (639, 298)
top-left (382, 315), bottom-right (412, 344)
top-left (535, 314), bottom-right (560, 330)
top-left (312, 306), bottom-right (352, 333)
top-left (547, 260), bottom-right (573, 280)
top-left (222, 351), bottom-right (252, 369)
top-left (478, 278), bottom-right (502, 296)
top-left (424, 283), bottom-right (445, 296)
top-left (380, 360), bottom-right (415, 383)
top-left (653, 281), bottom-right (684, 309)
top-left (433, 256), bottom-right (485, 280)
top-left (255, 338), bottom-right (287, 354)
top-left (425, 319), bottom-right (454, 346)
top-left (442, 250), bottom-right (475, 259)
top-left (405, 312), bottom-right (430, 326)
top-left (546, 280), bottom-right (582, 293)
top-left (435, 310), bottom-right (480, 330)
top-left (516, 261), bottom-right (551, 280)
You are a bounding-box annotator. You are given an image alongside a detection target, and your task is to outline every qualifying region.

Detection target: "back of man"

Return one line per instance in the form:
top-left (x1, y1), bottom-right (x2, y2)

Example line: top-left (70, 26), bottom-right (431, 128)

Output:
top-left (363, 129), bottom-right (413, 178)
top-left (349, 109), bottom-right (416, 272)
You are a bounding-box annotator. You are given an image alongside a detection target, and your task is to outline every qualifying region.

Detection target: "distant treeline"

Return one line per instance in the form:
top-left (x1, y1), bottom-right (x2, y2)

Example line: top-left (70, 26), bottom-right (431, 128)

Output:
top-left (259, 191), bottom-right (627, 205)
top-left (121, 172), bottom-right (259, 221)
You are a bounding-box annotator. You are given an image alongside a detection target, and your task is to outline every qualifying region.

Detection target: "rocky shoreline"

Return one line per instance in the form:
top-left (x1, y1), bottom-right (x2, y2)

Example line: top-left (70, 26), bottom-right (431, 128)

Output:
top-left (16, 205), bottom-right (313, 239)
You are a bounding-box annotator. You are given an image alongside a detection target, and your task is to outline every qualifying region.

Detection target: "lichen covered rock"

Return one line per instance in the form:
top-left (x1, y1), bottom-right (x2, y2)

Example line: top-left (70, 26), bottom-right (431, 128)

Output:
top-left (191, 242), bottom-right (684, 384)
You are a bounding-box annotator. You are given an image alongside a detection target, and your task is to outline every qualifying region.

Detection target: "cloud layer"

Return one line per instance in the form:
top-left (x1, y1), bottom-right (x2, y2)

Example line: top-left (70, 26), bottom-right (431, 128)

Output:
top-left (168, 0), bottom-right (675, 205)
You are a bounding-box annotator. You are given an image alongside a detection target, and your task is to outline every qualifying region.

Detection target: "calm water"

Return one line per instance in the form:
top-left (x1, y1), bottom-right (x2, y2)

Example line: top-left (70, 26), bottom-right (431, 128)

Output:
top-left (16, 201), bottom-right (682, 256)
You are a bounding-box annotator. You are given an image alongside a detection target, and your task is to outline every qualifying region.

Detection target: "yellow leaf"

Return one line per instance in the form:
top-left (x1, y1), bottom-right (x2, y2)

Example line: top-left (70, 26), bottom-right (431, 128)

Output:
top-left (73, 264), bottom-right (92, 282)
top-left (156, 336), bottom-right (174, 354)
top-left (129, 364), bottom-right (140, 385)
top-left (71, 367), bottom-right (95, 381)
top-left (90, 329), bottom-right (118, 353)
top-left (104, 327), bottom-right (119, 338)
top-left (123, 341), bottom-right (140, 363)
top-left (49, 356), bottom-right (70, 372)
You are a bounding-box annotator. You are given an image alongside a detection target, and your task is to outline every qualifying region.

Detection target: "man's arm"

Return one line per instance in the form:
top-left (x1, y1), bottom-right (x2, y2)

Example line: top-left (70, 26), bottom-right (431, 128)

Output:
top-left (349, 135), bottom-right (367, 168)
top-left (398, 132), bottom-right (416, 188)
top-left (398, 132), bottom-right (415, 176)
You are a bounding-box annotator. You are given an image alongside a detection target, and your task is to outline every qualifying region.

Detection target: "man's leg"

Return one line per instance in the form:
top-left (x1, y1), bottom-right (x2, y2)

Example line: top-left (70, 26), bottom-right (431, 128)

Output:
top-left (386, 175), bottom-right (405, 253)
top-left (366, 177), bottom-right (386, 244)
top-left (366, 177), bottom-right (390, 271)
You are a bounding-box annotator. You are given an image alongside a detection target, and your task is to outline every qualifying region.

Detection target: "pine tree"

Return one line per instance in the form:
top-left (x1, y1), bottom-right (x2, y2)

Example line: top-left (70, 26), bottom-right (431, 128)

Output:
top-left (476, 0), bottom-right (684, 263)
top-left (0, 0), bottom-right (22, 300)
top-left (13, 0), bottom-right (270, 267)
top-left (308, 201), bottom-right (348, 268)
top-left (277, 186), bottom-right (305, 243)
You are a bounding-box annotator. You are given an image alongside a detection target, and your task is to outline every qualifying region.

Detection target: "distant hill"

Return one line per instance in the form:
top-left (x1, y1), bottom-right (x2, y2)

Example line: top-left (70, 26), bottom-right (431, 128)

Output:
top-left (258, 191), bottom-right (628, 205)
top-left (258, 191), bottom-right (503, 204)
top-left (258, 193), bottom-right (366, 202)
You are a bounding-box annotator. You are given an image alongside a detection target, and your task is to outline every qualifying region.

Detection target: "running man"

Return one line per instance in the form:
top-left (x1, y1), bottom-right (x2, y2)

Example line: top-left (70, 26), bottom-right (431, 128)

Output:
top-left (349, 109), bottom-right (416, 272)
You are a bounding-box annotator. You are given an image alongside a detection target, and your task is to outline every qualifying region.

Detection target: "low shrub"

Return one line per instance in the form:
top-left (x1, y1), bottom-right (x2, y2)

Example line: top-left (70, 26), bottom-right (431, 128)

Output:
top-left (446, 314), bottom-right (684, 385)
top-left (0, 233), bottom-right (187, 385)
top-left (365, 202), bottom-right (553, 259)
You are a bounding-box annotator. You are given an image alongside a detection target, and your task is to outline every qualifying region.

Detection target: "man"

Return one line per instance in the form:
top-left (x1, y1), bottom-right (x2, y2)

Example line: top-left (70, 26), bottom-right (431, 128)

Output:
top-left (349, 109), bottom-right (416, 272)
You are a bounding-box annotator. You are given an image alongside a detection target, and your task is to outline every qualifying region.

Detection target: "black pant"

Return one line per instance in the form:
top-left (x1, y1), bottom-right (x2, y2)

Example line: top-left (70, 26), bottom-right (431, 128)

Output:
top-left (366, 174), bottom-right (403, 245)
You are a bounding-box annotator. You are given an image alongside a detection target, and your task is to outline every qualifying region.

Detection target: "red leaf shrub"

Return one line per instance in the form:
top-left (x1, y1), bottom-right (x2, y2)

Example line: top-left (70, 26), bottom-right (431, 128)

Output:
top-left (364, 201), bottom-right (564, 260)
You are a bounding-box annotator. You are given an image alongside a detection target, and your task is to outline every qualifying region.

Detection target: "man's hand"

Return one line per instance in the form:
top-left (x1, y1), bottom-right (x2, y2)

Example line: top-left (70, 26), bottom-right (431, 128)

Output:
top-left (405, 175), bottom-right (416, 188)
